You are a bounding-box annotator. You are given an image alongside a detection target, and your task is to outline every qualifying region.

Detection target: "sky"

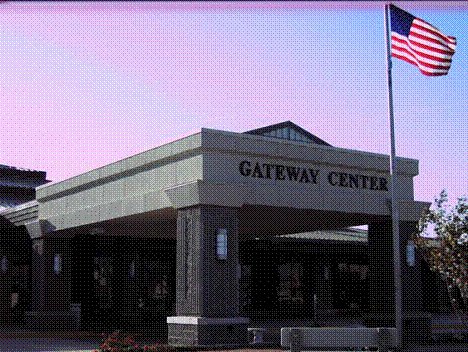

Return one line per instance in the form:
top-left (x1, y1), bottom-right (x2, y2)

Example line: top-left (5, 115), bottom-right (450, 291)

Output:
top-left (0, 1), bottom-right (466, 206)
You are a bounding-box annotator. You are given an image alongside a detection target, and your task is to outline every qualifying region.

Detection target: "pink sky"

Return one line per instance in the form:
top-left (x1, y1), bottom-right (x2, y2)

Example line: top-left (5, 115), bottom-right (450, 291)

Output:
top-left (1, 2), bottom-right (466, 205)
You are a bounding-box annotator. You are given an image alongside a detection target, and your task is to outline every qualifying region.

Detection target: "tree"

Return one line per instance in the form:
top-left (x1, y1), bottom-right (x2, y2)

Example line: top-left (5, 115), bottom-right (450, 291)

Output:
top-left (414, 190), bottom-right (468, 325)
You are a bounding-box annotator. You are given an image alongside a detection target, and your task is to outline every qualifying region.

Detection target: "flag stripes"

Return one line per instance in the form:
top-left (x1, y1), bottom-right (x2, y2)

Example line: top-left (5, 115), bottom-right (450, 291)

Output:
top-left (390, 5), bottom-right (456, 76)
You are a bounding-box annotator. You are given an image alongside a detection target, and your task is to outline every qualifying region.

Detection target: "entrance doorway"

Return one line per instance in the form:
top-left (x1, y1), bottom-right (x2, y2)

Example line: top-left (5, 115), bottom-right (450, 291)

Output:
top-left (71, 235), bottom-right (127, 331)
top-left (332, 262), bottom-right (369, 312)
top-left (239, 234), bottom-right (369, 322)
top-left (71, 235), bottom-right (176, 332)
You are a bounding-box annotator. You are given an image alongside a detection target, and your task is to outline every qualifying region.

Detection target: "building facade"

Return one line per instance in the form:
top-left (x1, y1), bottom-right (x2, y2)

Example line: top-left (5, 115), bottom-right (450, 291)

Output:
top-left (0, 122), bottom-right (435, 346)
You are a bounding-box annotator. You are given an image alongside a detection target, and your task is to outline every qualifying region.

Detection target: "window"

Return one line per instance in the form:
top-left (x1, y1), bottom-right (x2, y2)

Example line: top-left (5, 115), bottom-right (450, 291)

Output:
top-left (1, 256), bottom-right (8, 272)
top-left (94, 256), bottom-right (113, 308)
top-left (334, 262), bottom-right (369, 310)
top-left (407, 240), bottom-right (416, 266)
top-left (141, 259), bottom-right (170, 302)
top-left (278, 263), bottom-right (303, 304)
top-left (54, 254), bottom-right (62, 275)
top-left (324, 265), bottom-right (330, 280)
top-left (129, 260), bottom-right (136, 278)
top-left (216, 228), bottom-right (228, 260)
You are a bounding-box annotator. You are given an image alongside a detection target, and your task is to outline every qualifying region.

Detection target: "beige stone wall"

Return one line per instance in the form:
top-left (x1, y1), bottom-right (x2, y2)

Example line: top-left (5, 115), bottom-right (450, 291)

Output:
top-left (37, 155), bottom-right (203, 231)
top-left (200, 128), bottom-right (419, 216)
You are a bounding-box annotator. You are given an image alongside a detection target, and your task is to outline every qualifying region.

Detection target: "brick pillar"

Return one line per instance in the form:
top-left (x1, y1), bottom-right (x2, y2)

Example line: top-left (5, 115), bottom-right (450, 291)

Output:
top-left (367, 221), bottom-right (429, 344)
top-left (167, 205), bottom-right (249, 347)
top-left (28, 237), bottom-right (72, 330)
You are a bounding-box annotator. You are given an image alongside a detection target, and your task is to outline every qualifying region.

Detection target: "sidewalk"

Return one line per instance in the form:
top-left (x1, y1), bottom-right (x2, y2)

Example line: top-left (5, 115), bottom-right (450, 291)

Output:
top-left (1, 339), bottom-right (467, 352)
top-left (0, 337), bottom-right (100, 352)
top-left (1, 313), bottom-right (466, 352)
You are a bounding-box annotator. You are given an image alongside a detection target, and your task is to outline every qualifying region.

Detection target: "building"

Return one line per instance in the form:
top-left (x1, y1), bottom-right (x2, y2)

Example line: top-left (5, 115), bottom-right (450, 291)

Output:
top-left (0, 165), bottom-right (49, 326)
top-left (0, 164), bottom-right (48, 210)
top-left (1, 122), bottom-right (439, 346)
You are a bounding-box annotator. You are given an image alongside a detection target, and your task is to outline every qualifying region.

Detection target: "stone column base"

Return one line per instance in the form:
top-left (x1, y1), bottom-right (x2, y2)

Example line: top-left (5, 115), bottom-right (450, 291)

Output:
top-left (167, 316), bottom-right (249, 347)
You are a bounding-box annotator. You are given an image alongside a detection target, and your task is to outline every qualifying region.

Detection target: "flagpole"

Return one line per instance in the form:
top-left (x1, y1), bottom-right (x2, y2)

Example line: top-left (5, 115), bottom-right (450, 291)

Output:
top-left (384, 3), bottom-right (403, 348)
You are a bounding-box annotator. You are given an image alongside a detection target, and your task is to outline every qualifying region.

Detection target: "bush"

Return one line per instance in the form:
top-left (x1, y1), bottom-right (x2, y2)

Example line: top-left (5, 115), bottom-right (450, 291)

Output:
top-left (97, 330), bottom-right (176, 352)
top-left (98, 330), bottom-right (139, 351)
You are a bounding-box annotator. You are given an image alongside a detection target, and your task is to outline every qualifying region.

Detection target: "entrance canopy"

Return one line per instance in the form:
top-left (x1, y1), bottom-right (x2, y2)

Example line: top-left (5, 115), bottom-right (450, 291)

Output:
top-left (29, 122), bottom-right (426, 237)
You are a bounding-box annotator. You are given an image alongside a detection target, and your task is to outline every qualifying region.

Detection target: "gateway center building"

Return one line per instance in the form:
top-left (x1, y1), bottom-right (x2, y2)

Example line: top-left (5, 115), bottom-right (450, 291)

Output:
top-left (1, 122), bottom-right (437, 346)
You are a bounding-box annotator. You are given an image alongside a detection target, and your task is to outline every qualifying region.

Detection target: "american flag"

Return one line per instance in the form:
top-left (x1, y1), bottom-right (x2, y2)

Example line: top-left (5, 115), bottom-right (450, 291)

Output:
top-left (389, 5), bottom-right (456, 76)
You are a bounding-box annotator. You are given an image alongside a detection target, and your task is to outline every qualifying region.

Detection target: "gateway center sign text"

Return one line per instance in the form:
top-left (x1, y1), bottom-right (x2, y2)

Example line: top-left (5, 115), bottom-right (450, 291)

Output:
top-left (239, 160), bottom-right (388, 191)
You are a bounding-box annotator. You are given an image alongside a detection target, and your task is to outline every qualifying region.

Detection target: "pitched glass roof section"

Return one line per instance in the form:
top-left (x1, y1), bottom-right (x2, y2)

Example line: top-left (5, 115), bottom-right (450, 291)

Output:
top-left (0, 196), bottom-right (28, 210)
top-left (0, 164), bottom-right (43, 173)
top-left (0, 164), bottom-right (49, 209)
top-left (0, 164), bottom-right (47, 180)
top-left (277, 228), bottom-right (367, 243)
top-left (243, 121), bottom-right (332, 147)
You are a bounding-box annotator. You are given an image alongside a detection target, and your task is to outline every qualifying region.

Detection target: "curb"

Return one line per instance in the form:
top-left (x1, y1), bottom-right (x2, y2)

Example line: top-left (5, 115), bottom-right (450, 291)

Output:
top-left (0, 331), bottom-right (102, 339)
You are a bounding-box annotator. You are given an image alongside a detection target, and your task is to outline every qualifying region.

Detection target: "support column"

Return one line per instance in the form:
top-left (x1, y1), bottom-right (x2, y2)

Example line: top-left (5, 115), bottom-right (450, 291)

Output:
top-left (399, 221), bottom-right (431, 344)
top-left (367, 221), bottom-right (430, 343)
top-left (368, 222), bottom-right (394, 322)
top-left (167, 205), bottom-right (249, 347)
top-left (28, 237), bottom-right (73, 330)
top-left (0, 253), bottom-right (13, 326)
top-left (30, 239), bottom-right (45, 312)
top-left (39, 237), bottom-right (72, 311)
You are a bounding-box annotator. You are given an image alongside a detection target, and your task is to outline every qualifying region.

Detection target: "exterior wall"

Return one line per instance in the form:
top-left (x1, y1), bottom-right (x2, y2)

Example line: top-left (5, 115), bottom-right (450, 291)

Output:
top-left (399, 222), bottom-right (424, 313)
top-left (35, 132), bottom-right (202, 231)
top-left (368, 222), bottom-right (395, 318)
top-left (59, 235), bottom-right (177, 332)
top-left (368, 221), bottom-right (425, 318)
top-left (0, 221), bottom-right (31, 327)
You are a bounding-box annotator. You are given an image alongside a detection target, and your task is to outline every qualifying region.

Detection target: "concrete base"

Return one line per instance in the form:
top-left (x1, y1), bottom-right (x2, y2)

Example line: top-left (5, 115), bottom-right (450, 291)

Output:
top-left (167, 316), bottom-right (249, 347)
top-left (364, 313), bottom-right (432, 344)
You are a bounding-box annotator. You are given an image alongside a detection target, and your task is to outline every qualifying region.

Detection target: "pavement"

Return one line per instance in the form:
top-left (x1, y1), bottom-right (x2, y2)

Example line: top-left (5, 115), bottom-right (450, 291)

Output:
top-left (1, 338), bottom-right (468, 352)
top-left (0, 337), bottom-right (100, 352)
